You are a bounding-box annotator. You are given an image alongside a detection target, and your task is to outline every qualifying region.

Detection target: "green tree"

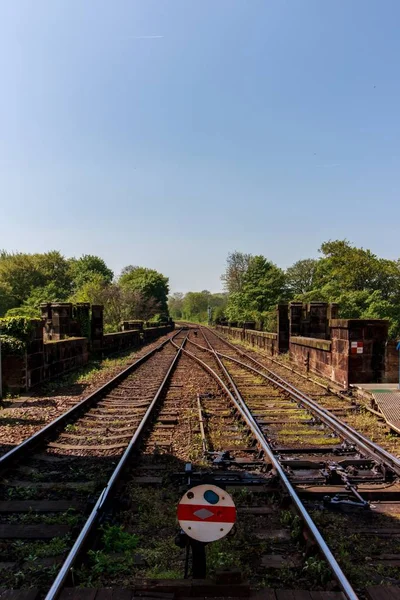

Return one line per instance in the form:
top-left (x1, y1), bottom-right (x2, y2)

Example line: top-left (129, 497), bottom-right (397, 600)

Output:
top-left (168, 293), bottom-right (184, 319)
top-left (119, 267), bottom-right (169, 315)
top-left (221, 251), bottom-right (252, 293)
top-left (242, 256), bottom-right (288, 313)
top-left (225, 255), bottom-right (288, 327)
top-left (182, 292), bottom-right (209, 321)
top-left (294, 240), bottom-right (400, 338)
top-left (69, 255), bottom-right (113, 290)
top-left (0, 250), bottom-right (71, 315)
top-left (286, 259), bottom-right (318, 295)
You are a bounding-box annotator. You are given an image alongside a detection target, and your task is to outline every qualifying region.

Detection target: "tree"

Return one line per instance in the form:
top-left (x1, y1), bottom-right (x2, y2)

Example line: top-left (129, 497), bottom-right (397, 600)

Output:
top-left (182, 292), bottom-right (209, 321)
top-left (221, 251), bottom-right (252, 293)
top-left (119, 267), bottom-right (169, 315)
top-left (168, 293), bottom-right (184, 319)
top-left (0, 250), bottom-right (71, 315)
top-left (69, 255), bottom-right (113, 290)
top-left (71, 275), bottom-right (162, 332)
top-left (286, 259), bottom-right (318, 295)
top-left (293, 240), bottom-right (400, 338)
top-left (223, 254), bottom-right (288, 328)
top-left (242, 256), bottom-right (288, 314)
top-left (0, 283), bottom-right (15, 316)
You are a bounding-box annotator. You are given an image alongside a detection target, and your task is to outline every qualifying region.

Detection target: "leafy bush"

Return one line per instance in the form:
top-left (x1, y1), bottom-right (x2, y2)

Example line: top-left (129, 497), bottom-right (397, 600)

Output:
top-left (0, 334), bottom-right (25, 355)
top-left (0, 317), bottom-right (34, 341)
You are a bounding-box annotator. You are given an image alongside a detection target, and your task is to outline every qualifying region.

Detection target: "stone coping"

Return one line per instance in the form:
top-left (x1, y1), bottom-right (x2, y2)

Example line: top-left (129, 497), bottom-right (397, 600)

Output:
top-left (290, 336), bottom-right (332, 351)
top-left (217, 326), bottom-right (277, 339)
top-left (44, 337), bottom-right (86, 345)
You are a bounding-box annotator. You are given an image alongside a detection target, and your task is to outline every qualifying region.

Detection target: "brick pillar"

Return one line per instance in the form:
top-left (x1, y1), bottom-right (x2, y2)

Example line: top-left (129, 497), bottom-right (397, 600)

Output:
top-left (327, 303), bottom-right (339, 338)
top-left (328, 303), bottom-right (339, 320)
top-left (51, 303), bottom-right (72, 340)
top-left (40, 303), bottom-right (52, 341)
top-left (330, 320), bottom-right (350, 388)
top-left (384, 341), bottom-right (399, 383)
top-left (347, 319), bottom-right (388, 384)
top-left (308, 302), bottom-right (328, 339)
top-left (26, 319), bottom-right (44, 387)
top-left (91, 305), bottom-right (104, 351)
top-left (74, 303), bottom-right (91, 338)
top-left (331, 318), bottom-right (389, 387)
top-left (289, 302), bottom-right (303, 337)
top-left (277, 304), bottom-right (289, 353)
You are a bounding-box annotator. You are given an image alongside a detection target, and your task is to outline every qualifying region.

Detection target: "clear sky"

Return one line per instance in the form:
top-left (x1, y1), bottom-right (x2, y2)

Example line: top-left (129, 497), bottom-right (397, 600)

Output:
top-left (1, 1), bottom-right (399, 293)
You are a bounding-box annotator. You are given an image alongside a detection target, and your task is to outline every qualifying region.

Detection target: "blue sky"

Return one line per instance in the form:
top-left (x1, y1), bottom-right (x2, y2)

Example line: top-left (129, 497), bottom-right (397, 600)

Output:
top-left (1, 1), bottom-right (399, 293)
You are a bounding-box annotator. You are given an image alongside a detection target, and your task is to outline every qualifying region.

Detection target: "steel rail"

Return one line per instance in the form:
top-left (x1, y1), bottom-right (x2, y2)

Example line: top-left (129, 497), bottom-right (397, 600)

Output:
top-left (196, 394), bottom-right (208, 455)
top-left (0, 329), bottom-right (181, 470)
top-left (200, 327), bottom-right (400, 477)
top-left (170, 337), bottom-right (359, 600)
top-left (44, 330), bottom-right (188, 600)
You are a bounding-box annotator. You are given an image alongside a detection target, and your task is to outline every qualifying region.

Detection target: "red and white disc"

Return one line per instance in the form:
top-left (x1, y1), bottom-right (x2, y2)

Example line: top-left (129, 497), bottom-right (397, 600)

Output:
top-left (177, 484), bottom-right (236, 543)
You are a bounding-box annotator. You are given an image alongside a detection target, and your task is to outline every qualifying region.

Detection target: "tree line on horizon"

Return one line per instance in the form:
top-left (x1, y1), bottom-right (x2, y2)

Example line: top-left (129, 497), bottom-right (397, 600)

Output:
top-left (0, 251), bottom-right (169, 332)
top-left (168, 240), bottom-right (400, 338)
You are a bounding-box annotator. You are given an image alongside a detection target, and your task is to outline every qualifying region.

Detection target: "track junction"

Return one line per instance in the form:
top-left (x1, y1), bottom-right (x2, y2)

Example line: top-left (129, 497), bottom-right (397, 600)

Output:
top-left (1, 326), bottom-right (400, 600)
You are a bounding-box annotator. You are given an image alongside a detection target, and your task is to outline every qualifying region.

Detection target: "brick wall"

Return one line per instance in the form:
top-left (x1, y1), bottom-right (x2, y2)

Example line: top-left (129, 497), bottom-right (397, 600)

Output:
top-left (43, 338), bottom-right (89, 379)
top-left (143, 325), bottom-right (174, 343)
top-left (289, 337), bottom-right (333, 380)
top-left (383, 340), bottom-right (399, 384)
top-left (102, 330), bottom-right (141, 355)
top-left (1, 355), bottom-right (27, 392)
top-left (2, 322), bottom-right (174, 392)
top-left (217, 318), bottom-right (395, 390)
top-left (216, 326), bottom-right (279, 356)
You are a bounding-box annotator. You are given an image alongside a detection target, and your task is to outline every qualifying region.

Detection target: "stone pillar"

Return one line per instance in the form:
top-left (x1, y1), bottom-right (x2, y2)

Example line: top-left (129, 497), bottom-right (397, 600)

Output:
top-left (40, 303), bottom-right (53, 341)
top-left (51, 303), bottom-right (72, 340)
top-left (327, 303), bottom-right (339, 338)
top-left (26, 319), bottom-right (44, 387)
top-left (74, 303), bottom-right (91, 338)
top-left (277, 304), bottom-right (289, 353)
top-left (308, 302), bottom-right (328, 339)
top-left (347, 319), bottom-right (388, 384)
top-left (91, 305), bottom-right (104, 351)
top-left (330, 320), bottom-right (350, 389)
top-left (328, 303), bottom-right (339, 320)
top-left (289, 302), bottom-right (303, 337)
top-left (331, 318), bottom-right (389, 387)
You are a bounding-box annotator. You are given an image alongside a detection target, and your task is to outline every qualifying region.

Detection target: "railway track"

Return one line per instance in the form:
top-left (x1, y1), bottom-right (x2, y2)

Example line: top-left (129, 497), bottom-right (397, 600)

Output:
top-left (2, 325), bottom-right (400, 600)
top-left (45, 337), bottom-right (349, 598)
top-left (0, 329), bottom-right (187, 594)
top-left (183, 327), bottom-right (400, 596)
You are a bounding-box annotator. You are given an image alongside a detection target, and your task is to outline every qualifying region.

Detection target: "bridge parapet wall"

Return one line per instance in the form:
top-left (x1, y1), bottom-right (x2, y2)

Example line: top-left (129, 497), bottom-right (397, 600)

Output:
top-left (217, 312), bottom-right (395, 389)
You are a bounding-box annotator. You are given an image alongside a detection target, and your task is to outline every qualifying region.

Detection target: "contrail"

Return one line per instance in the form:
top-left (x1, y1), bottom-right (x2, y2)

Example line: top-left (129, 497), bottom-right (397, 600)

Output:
top-left (127, 35), bottom-right (164, 39)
